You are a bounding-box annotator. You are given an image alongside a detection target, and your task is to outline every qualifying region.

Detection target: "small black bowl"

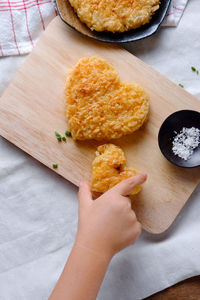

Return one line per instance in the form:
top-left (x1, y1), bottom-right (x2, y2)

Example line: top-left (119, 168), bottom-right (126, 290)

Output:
top-left (56, 0), bottom-right (171, 43)
top-left (158, 110), bottom-right (200, 168)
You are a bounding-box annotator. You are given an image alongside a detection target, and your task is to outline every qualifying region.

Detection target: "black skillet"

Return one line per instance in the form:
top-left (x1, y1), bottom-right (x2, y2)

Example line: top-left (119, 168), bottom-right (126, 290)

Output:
top-left (56, 0), bottom-right (172, 43)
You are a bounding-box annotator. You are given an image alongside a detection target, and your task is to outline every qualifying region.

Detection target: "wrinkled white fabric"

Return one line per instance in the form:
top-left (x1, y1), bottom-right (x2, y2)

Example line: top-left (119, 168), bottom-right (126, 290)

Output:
top-left (0, 0), bottom-right (57, 57)
top-left (163, 0), bottom-right (189, 26)
top-left (0, 0), bottom-right (200, 299)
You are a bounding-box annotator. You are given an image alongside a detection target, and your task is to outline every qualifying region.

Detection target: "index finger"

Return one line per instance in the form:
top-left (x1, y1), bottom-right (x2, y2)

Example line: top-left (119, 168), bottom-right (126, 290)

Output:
top-left (111, 173), bottom-right (147, 196)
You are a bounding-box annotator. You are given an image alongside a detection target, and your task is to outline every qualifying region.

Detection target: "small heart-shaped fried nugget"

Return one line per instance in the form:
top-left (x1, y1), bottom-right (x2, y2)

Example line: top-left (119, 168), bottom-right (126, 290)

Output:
top-left (91, 144), bottom-right (141, 195)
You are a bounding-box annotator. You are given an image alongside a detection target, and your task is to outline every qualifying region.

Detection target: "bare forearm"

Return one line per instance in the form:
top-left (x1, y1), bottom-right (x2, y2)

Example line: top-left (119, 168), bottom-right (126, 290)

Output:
top-left (49, 175), bottom-right (145, 300)
top-left (49, 242), bottom-right (111, 300)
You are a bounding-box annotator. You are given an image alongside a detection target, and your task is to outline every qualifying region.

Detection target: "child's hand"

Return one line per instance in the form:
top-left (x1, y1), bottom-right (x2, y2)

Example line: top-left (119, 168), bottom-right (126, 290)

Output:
top-left (75, 174), bottom-right (147, 261)
top-left (49, 174), bottom-right (147, 300)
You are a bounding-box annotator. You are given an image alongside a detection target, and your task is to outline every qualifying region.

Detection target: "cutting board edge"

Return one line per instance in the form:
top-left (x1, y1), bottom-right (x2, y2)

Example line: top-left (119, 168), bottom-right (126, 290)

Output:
top-left (0, 126), bottom-right (80, 186)
top-left (0, 124), bottom-right (199, 234)
top-left (145, 189), bottom-right (199, 234)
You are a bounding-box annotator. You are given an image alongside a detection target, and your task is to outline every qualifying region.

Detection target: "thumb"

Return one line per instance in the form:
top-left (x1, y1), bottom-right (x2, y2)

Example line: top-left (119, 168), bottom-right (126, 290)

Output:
top-left (78, 181), bottom-right (93, 209)
top-left (111, 173), bottom-right (147, 196)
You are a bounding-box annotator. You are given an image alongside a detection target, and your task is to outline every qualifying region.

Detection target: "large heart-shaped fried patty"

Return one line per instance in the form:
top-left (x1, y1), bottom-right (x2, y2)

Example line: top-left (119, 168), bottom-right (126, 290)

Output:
top-left (68, 0), bottom-right (160, 32)
top-left (65, 56), bottom-right (149, 141)
top-left (91, 144), bottom-right (141, 195)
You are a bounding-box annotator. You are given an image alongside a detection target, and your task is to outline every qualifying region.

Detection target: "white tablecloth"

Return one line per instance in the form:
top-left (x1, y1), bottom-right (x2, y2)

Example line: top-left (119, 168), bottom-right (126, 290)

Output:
top-left (0, 1), bottom-right (200, 299)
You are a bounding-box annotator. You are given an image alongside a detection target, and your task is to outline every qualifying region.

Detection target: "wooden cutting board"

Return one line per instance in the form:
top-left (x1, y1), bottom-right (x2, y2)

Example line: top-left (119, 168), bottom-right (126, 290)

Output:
top-left (0, 17), bottom-right (199, 234)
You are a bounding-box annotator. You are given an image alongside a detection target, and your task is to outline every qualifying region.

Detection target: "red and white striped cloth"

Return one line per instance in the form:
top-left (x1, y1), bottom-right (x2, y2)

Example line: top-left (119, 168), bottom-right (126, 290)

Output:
top-left (0, 0), bottom-right (57, 56)
top-left (163, 0), bottom-right (188, 26)
top-left (0, 0), bottom-right (188, 57)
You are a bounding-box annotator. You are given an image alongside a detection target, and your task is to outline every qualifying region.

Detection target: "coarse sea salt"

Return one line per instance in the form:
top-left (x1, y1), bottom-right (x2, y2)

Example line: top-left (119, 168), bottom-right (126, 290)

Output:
top-left (172, 127), bottom-right (200, 160)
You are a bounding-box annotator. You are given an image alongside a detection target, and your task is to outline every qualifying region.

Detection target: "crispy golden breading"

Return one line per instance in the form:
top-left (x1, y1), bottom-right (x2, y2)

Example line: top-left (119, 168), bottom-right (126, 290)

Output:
top-left (91, 144), bottom-right (141, 195)
top-left (68, 0), bottom-right (160, 32)
top-left (65, 56), bottom-right (149, 141)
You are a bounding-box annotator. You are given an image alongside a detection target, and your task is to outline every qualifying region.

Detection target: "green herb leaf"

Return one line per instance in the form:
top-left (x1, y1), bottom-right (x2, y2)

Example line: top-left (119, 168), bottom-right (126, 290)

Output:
top-left (55, 131), bottom-right (61, 138)
top-left (191, 66), bottom-right (196, 72)
top-left (196, 70), bottom-right (199, 75)
top-left (57, 136), bottom-right (62, 142)
top-left (178, 83), bottom-right (184, 88)
top-left (65, 130), bottom-right (72, 137)
top-left (52, 163), bottom-right (58, 169)
top-left (62, 136), bottom-right (67, 142)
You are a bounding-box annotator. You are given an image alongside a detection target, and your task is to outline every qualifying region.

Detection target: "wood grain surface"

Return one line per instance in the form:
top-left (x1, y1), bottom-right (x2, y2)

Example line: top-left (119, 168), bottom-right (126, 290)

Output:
top-left (0, 17), bottom-right (199, 233)
top-left (146, 276), bottom-right (200, 299)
